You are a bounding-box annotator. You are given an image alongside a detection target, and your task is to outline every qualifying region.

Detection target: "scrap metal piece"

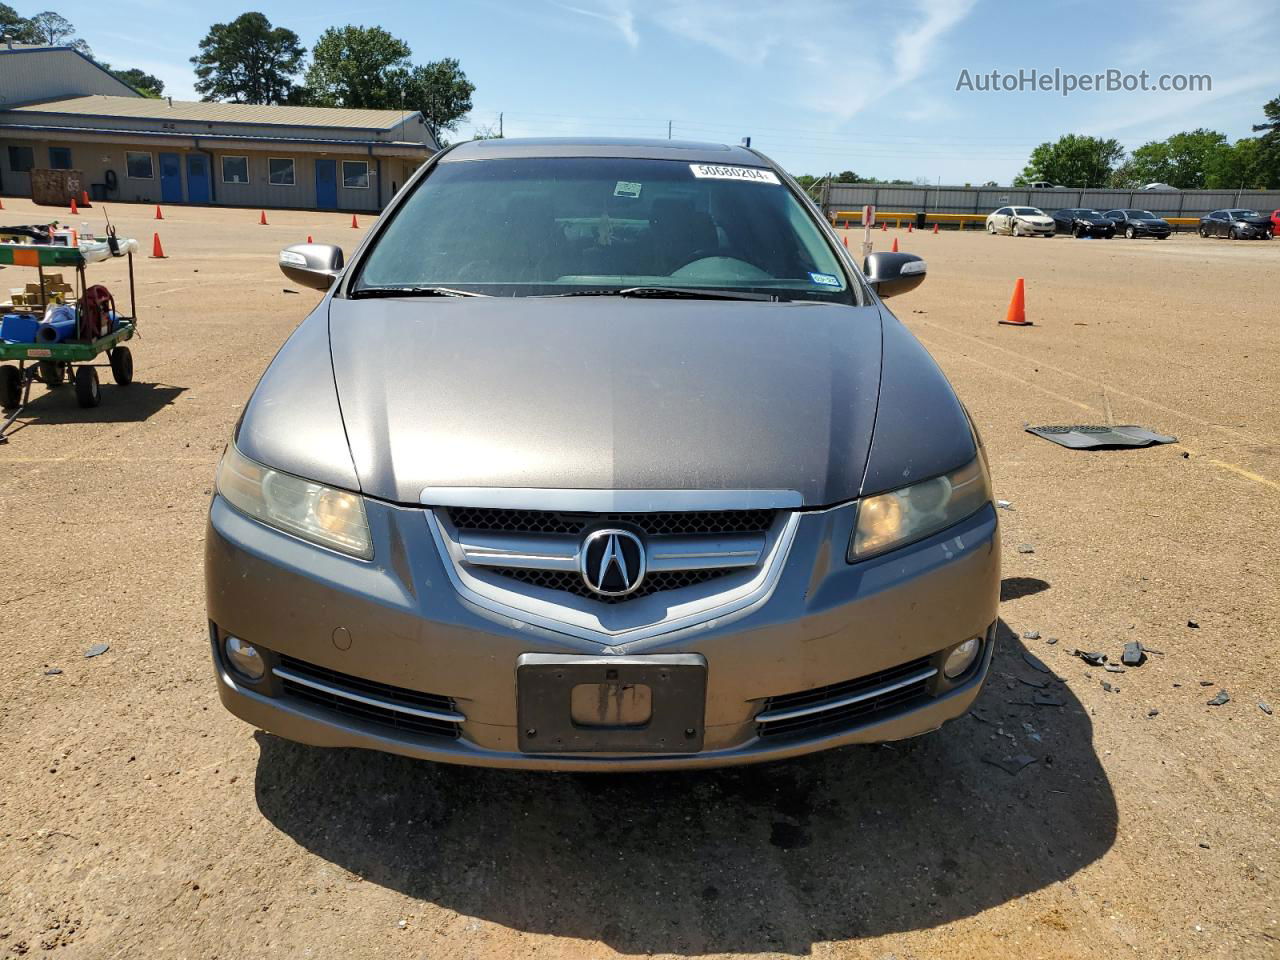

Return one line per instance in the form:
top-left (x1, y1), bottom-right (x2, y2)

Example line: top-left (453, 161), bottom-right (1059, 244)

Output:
top-left (1074, 650), bottom-right (1107, 666)
top-left (1022, 651), bottom-right (1052, 674)
top-left (1026, 424), bottom-right (1177, 450)
top-left (1122, 642), bottom-right (1147, 667)
top-left (1207, 689), bottom-right (1230, 707)
top-left (983, 753), bottom-right (1038, 775)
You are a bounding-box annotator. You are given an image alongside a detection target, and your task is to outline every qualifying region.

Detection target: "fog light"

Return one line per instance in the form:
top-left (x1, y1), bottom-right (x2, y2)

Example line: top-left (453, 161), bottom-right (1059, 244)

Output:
top-left (224, 635), bottom-right (265, 681)
top-left (943, 638), bottom-right (981, 679)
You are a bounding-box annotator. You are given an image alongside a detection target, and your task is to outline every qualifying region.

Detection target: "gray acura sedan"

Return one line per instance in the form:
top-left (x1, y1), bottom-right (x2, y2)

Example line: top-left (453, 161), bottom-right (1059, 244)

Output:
top-left (207, 137), bottom-right (999, 770)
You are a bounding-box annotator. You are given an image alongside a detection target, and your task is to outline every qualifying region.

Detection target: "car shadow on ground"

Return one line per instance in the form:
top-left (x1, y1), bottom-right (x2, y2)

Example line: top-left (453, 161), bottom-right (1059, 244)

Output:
top-left (1, 381), bottom-right (185, 437)
top-left (253, 619), bottom-right (1115, 955)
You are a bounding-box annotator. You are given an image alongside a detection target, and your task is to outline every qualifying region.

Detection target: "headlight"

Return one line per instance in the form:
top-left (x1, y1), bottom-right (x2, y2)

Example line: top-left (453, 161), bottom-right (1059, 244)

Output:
top-left (216, 444), bottom-right (373, 559)
top-left (848, 457), bottom-right (991, 561)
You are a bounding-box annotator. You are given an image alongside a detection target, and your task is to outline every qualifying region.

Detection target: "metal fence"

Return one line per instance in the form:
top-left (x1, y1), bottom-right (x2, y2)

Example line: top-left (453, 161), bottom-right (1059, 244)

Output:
top-left (821, 183), bottom-right (1280, 218)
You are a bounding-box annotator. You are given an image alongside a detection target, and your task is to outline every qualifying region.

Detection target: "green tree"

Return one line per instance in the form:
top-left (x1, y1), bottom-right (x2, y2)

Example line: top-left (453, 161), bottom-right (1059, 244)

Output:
top-left (304, 25), bottom-right (411, 108)
top-left (1014, 134), bottom-right (1125, 187)
top-left (394, 58), bottom-right (474, 137)
top-left (191, 12), bottom-right (305, 104)
top-left (25, 10), bottom-right (89, 53)
top-left (1113, 129), bottom-right (1229, 189)
top-left (110, 67), bottom-right (164, 98)
top-left (835, 170), bottom-right (861, 182)
top-left (0, 3), bottom-right (41, 42)
top-left (1250, 93), bottom-right (1280, 188)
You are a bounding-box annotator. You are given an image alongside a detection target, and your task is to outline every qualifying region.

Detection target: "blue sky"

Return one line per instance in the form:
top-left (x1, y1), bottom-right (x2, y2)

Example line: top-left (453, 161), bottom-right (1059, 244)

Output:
top-left (43, 0), bottom-right (1280, 184)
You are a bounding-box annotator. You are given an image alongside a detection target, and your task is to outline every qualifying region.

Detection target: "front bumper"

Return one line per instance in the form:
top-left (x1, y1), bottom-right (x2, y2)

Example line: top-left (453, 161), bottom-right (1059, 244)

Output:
top-left (206, 497), bottom-right (1000, 771)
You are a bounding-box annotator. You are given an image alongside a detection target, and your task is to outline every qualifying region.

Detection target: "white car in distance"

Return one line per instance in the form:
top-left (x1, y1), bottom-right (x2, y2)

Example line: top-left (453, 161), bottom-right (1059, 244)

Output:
top-left (986, 206), bottom-right (1055, 237)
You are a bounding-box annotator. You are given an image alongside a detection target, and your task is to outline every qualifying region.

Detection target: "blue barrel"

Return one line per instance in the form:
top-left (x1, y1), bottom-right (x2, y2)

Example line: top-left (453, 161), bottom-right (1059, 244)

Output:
top-left (36, 305), bottom-right (78, 343)
top-left (0, 313), bottom-right (41, 343)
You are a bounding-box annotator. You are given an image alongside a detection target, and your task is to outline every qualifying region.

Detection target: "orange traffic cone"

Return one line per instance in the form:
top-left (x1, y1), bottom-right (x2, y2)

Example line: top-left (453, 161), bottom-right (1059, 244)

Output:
top-left (259, 210), bottom-right (269, 225)
top-left (307, 235), bottom-right (313, 244)
top-left (150, 232), bottom-right (167, 259)
top-left (154, 205), bottom-right (163, 220)
top-left (933, 223), bottom-right (939, 234)
top-left (80, 190), bottom-right (91, 208)
top-left (0, 197), bottom-right (5, 210)
top-left (842, 234), bottom-right (848, 247)
top-left (999, 277), bottom-right (1032, 326)
top-left (881, 222), bottom-right (888, 232)
top-left (891, 237), bottom-right (899, 253)
top-left (351, 214), bottom-right (359, 229)
top-left (70, 197), bottom-right (78, 215)
top-left (908, 223), bottom-right (913, 233)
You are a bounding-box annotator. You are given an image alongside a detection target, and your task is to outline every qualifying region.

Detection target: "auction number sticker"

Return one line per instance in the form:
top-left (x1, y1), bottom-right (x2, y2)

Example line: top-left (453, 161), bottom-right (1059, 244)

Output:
top-left (689, 164), bottom-right (781, 185)
top-left (614, 180), bottom-right (642, 198)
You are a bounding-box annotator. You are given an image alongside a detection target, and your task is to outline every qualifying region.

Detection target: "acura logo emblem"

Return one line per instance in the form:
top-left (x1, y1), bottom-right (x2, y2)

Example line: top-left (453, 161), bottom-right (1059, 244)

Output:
top-left (580, 529), bottom-right (646, 597)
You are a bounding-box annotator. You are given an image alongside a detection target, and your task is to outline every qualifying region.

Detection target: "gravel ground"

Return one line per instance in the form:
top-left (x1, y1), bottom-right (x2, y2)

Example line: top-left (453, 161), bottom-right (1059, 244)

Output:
top-left (0, 201), bottom-right (1276, 959)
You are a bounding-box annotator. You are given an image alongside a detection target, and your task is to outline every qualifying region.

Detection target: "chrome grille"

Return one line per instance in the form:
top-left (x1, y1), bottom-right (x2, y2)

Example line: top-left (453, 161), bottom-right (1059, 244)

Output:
top-left (492, 566), bottom-right (736, 604)
top-left (447, 507), bottom-right (776, 538)
top-left (276, 655), bottom-right (463, 739)
top-left (756, 656), bottom-right (936, 739)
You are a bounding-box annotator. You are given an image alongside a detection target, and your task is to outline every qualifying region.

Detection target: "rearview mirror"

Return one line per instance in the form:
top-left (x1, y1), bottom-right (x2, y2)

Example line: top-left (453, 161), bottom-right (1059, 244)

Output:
top-left (863, 252), bottom-right (926, 299)
top-left (279, 243), bottom-right (344, 290)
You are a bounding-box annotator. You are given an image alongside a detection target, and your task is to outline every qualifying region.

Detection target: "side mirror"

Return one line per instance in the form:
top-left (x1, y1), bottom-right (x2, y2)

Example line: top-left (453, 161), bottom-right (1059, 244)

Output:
top-left (863, 252), bottom-right (926, 299)
top-left (279, 243), bottom-right (344, 290)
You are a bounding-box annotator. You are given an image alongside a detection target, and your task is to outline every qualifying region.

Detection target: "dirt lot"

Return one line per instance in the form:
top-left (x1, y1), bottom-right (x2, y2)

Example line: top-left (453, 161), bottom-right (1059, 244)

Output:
top-left (1, 199), bottom-right (1276, 959)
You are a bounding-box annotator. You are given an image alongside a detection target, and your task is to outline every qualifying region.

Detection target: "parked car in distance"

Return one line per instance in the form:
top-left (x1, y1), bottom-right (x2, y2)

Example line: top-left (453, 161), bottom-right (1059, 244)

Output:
top-left (1052, 208), bottom-right (1115, 238)
top-left (1028, 181), bottom-right (1066, 189)
top-left (1270, 209), bottom-right (1280, 234)
top-left (1103, 209), bottom-right (1172, 239)
top-left (986, 206), bottom-right (1055, 236)
top-left (1141, 182), bottom-right (1179, 192)
top-left (208, 136), bottom-right (999, 772)
top-left (1198, 209), bottom-right (1274, 240)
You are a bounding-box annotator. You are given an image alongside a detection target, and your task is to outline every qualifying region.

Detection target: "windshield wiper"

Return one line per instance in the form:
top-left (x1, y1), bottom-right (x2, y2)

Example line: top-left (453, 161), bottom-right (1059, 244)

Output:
top-left (350, 285), bottom-right (490, 299)
top-left (553, 286), bottom-right (783, 302)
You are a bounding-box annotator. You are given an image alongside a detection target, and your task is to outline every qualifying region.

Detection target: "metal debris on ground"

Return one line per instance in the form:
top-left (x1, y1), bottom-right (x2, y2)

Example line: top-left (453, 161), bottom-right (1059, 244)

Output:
top-left (1187, 619), bottom-right (1199, 629)
top-left (1259, 701), bottom-right (1273, 716)
top-left (983, 753), bottom-right (1038, 775)
top-left (1025, 424), bottom-right (1177, 450)
top-left (1016, 675), bottom-right (1049, 689)
top-left (1102, 680), bottom-right (1113, 692)
top-left (1022, 651), bottom-right (1052, 673)
top-left (1122, 642), bottom-right (1147, 667)
top-left (1105, 664), bottom-right (1126, 673)
top-left (1023, 630), bottom-right (1041, 640)
top-left (1199, 680), bottom-right (1215, 687)
top-left (1147, 708), bottom-right (1159, 717)
top-left (1033, 691), bottom-right (1064, 706)
top-left (43, 668), bottom-right (62, 676)
top-left (1207, 689), bottom-right (1230, 707)
top-left (84, 643), bottom-right (110, 659)
top-left (996, 500), bottom-right (1013, 510)
top-left (1074, 650), bottom-right (1108, 666)
top-left (1017, 544), bottom-right (1035, 554)
top-left (1045, 636), bottom-right (1059, 645)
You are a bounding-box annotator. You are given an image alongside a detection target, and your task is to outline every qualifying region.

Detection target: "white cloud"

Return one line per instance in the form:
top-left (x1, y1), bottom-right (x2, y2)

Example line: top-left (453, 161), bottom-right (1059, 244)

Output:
top-left (555, 0), bottom-right (639, 48)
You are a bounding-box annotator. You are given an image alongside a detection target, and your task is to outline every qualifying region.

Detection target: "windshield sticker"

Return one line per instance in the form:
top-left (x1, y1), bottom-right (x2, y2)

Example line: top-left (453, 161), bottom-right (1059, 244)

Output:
top-left (688, 164), bottom-right (781, 185)
top-left (613, 180), bottom-right (642, 199)
top-left (809, 272), bottom-right (840, 287)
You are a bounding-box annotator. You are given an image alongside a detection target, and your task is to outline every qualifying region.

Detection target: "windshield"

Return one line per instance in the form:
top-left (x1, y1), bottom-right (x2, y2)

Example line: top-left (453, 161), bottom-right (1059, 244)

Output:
top-left (1082, 209), bottom-right (1104, 217)
top-left (1128, 210), bottom-right (1157, 218)
top-left (352, 156), bottom-right (853, 302)
top-left (1013, 207), bottom-right (1042, 216)
top-left (1228, 209), bottom-right (1260, 218)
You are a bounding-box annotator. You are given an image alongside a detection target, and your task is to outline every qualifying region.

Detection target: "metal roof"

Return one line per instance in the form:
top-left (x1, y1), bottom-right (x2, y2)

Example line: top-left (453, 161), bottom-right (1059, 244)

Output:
top-left (10, 95), bottom-right (423, 132)
top-left (444, 137), bottom-right (761, 165)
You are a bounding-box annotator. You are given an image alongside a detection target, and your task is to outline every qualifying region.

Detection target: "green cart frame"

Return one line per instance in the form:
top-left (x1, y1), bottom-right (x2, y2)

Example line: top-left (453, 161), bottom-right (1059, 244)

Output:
top-left (0, 240), bottom-right (138, 443)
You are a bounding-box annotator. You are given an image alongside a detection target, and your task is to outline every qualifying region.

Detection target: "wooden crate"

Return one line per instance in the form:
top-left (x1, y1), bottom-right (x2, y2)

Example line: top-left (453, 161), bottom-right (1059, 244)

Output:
top-left (30, 168), bottom-right (85, 206)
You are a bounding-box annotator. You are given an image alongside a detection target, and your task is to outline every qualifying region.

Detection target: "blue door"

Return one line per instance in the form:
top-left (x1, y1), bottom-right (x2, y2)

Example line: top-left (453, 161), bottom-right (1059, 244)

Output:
top-left (315, 158), bottom-right (337, 209)
top-left (159, 152), bottom-right (182, 203)
top-left (186, 154), bottom-right (211, 204)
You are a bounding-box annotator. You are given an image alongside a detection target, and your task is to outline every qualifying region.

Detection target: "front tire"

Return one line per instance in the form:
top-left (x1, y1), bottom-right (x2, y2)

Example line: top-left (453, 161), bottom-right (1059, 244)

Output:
top-left (987, 222), bottom-right (996, 234)
top-left (1199, 226), bottom-right (1209, 238)
top-left (1125, 226), bottom-right (1136, 239)
top-left (74, 366), bottom-right (100, 408)
top-left (109, 347), bottom-right (133, 386)
top-left (0, 365), bottom-right (20, 410)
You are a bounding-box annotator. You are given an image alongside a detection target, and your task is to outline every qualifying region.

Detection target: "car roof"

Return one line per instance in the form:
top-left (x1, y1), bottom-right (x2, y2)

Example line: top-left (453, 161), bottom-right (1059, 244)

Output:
top-left (442, 136), bottom-right (766, 165)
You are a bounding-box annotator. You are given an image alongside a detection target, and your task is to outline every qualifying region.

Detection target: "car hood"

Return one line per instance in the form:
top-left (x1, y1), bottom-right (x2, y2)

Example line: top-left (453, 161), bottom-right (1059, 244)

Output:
top-left (326, 296), bottom-right (886, 506)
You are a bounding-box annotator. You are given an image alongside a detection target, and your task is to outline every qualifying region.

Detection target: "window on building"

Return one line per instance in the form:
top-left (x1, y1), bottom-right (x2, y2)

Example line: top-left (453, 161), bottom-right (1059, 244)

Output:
top-left (221, 156), bottom-right (249, 184)
top-left (342, 160), bottom-right (370, 189)
top-left (48, 147), bottom-right (72, 170)
top-left (268, 157), bottom-right (295, 186)
top-left (126, 151), bottom-right (154, 179)
top-left (7, 145), bottom-right (34, 173)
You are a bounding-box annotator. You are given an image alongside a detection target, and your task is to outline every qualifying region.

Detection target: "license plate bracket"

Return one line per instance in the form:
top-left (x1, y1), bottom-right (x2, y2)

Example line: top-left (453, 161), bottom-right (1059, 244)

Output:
top-left (517, 653), bottom-right (707, 754)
